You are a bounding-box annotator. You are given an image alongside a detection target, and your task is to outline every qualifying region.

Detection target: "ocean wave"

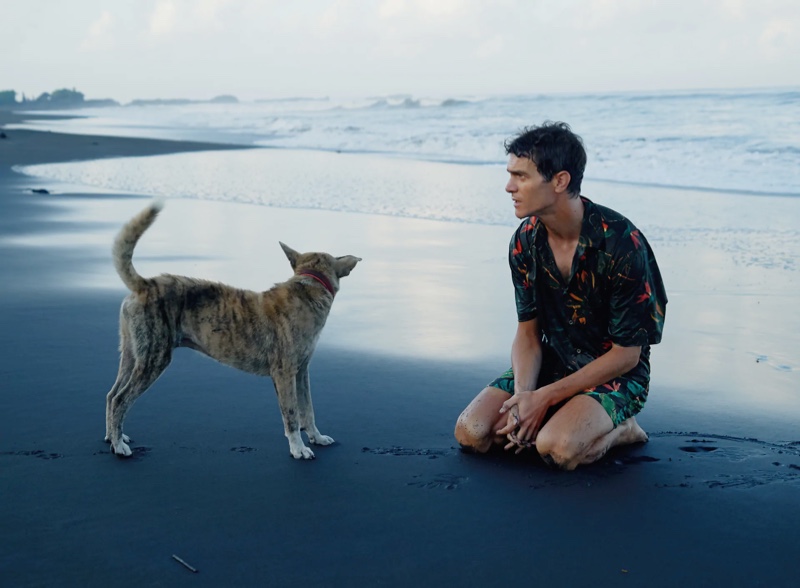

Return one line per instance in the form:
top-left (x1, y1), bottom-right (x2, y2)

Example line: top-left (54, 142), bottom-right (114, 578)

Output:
top-left (362, 96), bottom-right (477, 110)
top-left (609, 88), bottom-right (800, 102)
top-left (745, 144), bottom-right (800, 156)
top-left (367, 97), bottom-right (421, 109)
top-left (254, 96), bottom-right (330, 103)
top-left (440, 98), bottom-right (471, 107)
top-left (7, 88), bottom-right (799, 196)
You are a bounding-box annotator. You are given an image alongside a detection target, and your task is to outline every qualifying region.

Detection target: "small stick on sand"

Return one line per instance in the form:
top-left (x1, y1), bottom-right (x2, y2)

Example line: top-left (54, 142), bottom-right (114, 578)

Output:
top-left (171, 554), bottom-right (198, 573)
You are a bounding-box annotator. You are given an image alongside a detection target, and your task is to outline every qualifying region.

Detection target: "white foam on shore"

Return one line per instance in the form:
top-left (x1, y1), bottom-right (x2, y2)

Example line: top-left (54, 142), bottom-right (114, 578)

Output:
top-left (15, 147), bottom-right (800, 275)
top-left (9, 87), bottom-right (800, 196)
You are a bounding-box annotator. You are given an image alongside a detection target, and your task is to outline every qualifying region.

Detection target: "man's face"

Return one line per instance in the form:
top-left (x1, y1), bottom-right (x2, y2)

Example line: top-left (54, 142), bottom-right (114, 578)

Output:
top-left (505, 154), bottom-right (556, 219)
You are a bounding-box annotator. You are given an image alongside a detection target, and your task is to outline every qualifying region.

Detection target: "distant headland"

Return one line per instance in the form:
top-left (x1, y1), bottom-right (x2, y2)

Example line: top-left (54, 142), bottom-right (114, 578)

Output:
top-left (0, 88), bottom-right (239, 110)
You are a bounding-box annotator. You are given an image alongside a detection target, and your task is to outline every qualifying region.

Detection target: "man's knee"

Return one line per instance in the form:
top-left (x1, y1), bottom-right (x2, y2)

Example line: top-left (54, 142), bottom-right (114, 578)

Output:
top-left (535, 427), bottom-right (585, 470)
top-left (454, 410), bottom-right (480, 447)
top-left (454, 386), bottom-right (511, 453)
top-left (534, 394), bottom-right (616, 469)
top-left (454, 410), bottom-right (492, 453)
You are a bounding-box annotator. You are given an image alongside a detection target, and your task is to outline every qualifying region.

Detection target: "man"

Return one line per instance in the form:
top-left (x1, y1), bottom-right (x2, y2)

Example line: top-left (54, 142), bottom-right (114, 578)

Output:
top-left (454, 122), bottom-right (667, 470)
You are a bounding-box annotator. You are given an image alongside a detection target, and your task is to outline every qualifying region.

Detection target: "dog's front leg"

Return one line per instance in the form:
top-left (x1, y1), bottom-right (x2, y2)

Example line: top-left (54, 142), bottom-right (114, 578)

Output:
top-left (272, 372), bottom-right (315, 459)
top-left (296, 364), bottom-right (334, 446)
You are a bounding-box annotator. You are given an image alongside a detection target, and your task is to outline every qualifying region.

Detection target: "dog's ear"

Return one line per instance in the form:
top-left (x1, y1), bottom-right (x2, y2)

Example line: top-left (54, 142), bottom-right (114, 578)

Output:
top-left (334, 255), bottom-right (362, 278)
top-left (279, 242), bottom-right (300, 269)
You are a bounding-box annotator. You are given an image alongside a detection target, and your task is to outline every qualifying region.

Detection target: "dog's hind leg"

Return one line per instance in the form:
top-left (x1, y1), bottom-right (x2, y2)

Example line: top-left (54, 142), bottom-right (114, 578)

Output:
top-left (107, 349), bottom-right (172, 457)
top-left (272, 371), bottom-right (315, 459)
top-left (105, 353), bottom-right (134, 445)
top-left (105, 317), bottom-right (135, 444)
top-left (296, 364), bottom-right (333, 447)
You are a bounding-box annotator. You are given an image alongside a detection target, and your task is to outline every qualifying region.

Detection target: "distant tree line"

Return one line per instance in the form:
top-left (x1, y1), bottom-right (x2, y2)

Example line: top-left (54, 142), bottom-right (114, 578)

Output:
top-left (0, 88), bottom-right (118, 109)
top-left (0, 87), bottom-right (239, 109)
top-left (0, 89), bottom-right (19, 105)
top-left (1, 87), bottom-right (84, 106)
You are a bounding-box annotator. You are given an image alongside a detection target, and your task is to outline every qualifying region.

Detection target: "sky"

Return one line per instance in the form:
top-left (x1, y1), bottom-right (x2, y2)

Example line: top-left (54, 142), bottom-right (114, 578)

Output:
top-left (2, 0), bottom-right (799, 102)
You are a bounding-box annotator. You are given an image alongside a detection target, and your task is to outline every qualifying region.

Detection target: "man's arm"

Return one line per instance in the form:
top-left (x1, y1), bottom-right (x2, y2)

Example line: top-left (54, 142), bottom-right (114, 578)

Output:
top-left (510, 319), bottom-right (542, 394)
top-left (490, 319), bottom-right (542, 440)
top-left (498, 343), bottom-right (641, 445)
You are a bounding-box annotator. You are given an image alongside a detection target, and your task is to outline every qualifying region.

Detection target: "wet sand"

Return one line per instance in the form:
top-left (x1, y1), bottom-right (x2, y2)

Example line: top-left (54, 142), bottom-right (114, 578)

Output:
top-left (1, 113), bottom-right (799, 587)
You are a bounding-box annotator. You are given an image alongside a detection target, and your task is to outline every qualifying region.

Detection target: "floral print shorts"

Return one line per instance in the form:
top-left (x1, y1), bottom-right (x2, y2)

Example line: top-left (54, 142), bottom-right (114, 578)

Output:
top-left (488, 366), bottom-right (648, 427)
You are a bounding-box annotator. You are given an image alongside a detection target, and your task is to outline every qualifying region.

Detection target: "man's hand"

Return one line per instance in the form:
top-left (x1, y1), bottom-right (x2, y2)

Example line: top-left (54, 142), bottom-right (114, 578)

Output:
top-left (496, 389), bottom-right (552, 452)
top-left (494, 409), bottom-right (527, 453)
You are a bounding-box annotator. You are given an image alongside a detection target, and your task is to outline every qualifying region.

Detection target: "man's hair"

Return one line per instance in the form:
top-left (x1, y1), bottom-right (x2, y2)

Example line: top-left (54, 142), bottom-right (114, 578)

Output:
top-left (504, 122), bottom-right (586, 196)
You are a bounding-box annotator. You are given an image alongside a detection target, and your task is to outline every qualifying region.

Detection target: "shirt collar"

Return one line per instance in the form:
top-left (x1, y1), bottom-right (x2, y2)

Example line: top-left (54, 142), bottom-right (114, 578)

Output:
top-left (578, 196), bottom-right (605, 251)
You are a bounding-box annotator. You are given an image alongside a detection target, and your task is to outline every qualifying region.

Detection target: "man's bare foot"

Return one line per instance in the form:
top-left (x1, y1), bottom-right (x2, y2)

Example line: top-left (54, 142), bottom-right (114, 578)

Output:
top-left (616, 416), bottom-right (649, 445)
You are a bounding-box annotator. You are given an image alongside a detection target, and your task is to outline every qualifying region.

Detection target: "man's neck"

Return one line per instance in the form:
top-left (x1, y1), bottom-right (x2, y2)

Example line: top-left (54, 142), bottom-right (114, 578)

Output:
top-left (539, 195), bottom-right (584, 243)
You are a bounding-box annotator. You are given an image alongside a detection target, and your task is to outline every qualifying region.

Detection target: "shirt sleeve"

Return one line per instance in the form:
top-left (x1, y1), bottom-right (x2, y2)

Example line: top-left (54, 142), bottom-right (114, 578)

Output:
top-left (607, 232), bottom-right (667, 347)
top-left (509, 220), bottom-right (537, 322)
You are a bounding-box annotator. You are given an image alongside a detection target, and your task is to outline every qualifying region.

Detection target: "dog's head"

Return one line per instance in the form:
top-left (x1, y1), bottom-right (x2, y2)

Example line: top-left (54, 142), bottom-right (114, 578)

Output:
top-left (280, 242), bottom-right (361, 293)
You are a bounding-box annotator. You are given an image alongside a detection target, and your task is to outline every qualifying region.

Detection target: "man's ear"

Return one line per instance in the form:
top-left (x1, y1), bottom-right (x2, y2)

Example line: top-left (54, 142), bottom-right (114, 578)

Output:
top-left (279, 242), bottom-right (299, 269)
top-left (553, 170), bottom-right (571, 193)
top-left (334, 255), bottom-right (362, 278)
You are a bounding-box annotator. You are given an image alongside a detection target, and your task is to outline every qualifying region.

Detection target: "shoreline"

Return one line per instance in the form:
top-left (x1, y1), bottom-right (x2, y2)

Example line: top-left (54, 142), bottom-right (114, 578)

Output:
top-left (7, 107), bottom-right (800, 200)
top-left (0, 110), bottom-right (252, 180)
top-left (2, 116), bottom-right (799, 587)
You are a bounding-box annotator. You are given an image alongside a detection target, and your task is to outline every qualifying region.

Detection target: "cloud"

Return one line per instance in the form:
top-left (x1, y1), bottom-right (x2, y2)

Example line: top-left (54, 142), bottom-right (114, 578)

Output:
top-left (760, 18), bottom-right (795, 57)
top-left (146, 0), bottom-right (239, 38)
top-left (475, 35), bottom-right (504, 60)
top-left (150, 1), bottom-right (178, 36)
top-left (3, 0), bottom-right (799, 102)
top-left (379, 0), bottom-right (463, 19)
top-left (80, 10), bottom-right (114, 51)
top-left (379, 0), bottom-right (405, 19)
top-left (415, 0), bottom-right (462, 18)
top-left (317, 0), bottom-right (348, 30)
top-left (718, 0), bottom-right (747, 20)
top-left (195, 0), bottom-right (233, 22)
top-left (193, 0), bottom-right (236, 30)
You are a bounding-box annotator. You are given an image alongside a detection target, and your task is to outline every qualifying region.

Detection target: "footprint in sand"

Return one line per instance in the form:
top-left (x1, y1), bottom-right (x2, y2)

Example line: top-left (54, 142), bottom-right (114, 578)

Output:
top-left (407, 473), bottom-right (467, 490)
top-left (129, 446), bottom-right (152, 460)
top-left (752, 353), bottom-right (795, 372)
top-left (651, 432), bottom-right (800, 489)
top-left (679, 445), bottom-right (718, 453)
top-left (0, 450), bottom-right (64, 460)
top-left (361, 446), bottom-right (454, 458)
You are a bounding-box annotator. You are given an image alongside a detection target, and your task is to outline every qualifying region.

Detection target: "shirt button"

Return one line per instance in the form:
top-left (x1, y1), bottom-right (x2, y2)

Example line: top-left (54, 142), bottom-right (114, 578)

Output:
top-left (568, 320), bottom-right (574, 325)
top-left (576, 349), bottom-right (582, 354)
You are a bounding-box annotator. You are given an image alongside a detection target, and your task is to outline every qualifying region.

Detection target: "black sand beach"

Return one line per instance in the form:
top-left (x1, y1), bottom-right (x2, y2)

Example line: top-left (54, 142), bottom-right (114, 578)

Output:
top-left (2, 112), bottom-right (799, 587)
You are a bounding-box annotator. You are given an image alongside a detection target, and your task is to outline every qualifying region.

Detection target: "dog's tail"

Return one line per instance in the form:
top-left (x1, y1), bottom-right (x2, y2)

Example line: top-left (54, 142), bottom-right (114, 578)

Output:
top-left (113, 200), bottom-right (164, 293)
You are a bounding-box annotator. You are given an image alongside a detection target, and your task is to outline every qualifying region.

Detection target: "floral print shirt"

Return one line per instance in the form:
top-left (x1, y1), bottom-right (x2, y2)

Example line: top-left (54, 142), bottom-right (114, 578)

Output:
top-left (509, 197), bottom-right (667, 386)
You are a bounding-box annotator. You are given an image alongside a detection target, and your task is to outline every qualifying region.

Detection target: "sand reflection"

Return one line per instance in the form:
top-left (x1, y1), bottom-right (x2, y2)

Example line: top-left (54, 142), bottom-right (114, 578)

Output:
top-left (7, 160), bottom-right (800, 419)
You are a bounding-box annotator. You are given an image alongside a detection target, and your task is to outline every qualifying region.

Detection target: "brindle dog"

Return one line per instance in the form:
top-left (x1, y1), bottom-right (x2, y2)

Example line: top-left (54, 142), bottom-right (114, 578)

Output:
top-left (104, 202), bottom-right (361, 460)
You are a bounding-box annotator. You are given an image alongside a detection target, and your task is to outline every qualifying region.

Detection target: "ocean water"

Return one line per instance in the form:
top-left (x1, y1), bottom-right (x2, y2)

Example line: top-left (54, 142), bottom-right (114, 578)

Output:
top-left (12, 87), bottom-right (800, 197)
top-left (12, 88), bottom-right (800, 275)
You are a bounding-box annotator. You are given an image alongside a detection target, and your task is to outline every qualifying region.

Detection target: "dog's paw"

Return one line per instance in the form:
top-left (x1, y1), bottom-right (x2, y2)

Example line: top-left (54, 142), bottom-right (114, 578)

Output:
top-left (290, 445), bottom-right (316, 460)
top-left (112, 440), bottom-right (133, 457)
top-left (104, 433), bottom-right (130, 443)
top-left (309, 434), bottom-right (334, 446)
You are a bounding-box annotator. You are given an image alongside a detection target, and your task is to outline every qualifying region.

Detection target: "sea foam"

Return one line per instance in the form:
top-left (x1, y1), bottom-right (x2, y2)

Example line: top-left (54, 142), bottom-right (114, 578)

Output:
top-left (10, 88), bottom-right (800, 197)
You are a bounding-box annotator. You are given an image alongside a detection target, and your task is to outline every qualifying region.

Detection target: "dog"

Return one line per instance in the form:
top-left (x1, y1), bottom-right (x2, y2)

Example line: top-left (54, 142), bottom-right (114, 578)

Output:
top-left (104, 201), bottom-right (361, 460)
